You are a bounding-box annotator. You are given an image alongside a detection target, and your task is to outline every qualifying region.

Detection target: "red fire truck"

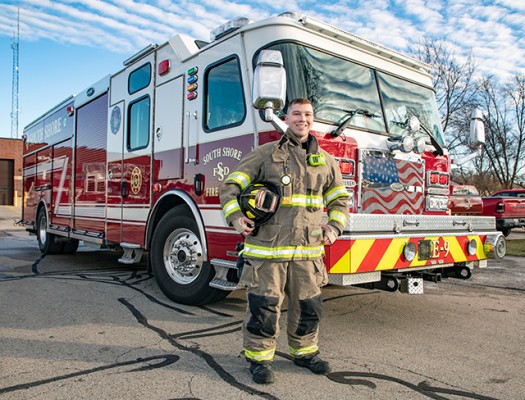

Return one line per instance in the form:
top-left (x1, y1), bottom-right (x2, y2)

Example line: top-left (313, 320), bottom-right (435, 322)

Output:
top-left (21, 13), bottom-right (505, 305)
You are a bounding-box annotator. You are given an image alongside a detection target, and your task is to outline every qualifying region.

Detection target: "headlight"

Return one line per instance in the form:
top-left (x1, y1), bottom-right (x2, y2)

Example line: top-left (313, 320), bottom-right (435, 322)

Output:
top-left (401, 135), bottom-right (414, 153)
top-left (408, 116), bottom-right (421, 132)
top-left (467, 238), bottom-right (477, 255)
top-left (403, 241), bottom-right (416, 261)
top-left (415, 137), bottom-right (426, 154)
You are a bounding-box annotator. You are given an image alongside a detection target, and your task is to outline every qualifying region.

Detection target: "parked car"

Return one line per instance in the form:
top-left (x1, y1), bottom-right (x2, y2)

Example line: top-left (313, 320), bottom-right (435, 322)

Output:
top-left (449, 183), bottom-right (483, 216)
top-left (482, 189), bottom-right (525, 236)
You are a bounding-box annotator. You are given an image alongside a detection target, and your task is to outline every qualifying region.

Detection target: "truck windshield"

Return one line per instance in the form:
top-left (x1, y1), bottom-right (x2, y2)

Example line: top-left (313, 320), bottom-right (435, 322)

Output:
top-left (377, 72), bottom-right (445, 145)
top-left (266, 42), bottom-right (445, 146)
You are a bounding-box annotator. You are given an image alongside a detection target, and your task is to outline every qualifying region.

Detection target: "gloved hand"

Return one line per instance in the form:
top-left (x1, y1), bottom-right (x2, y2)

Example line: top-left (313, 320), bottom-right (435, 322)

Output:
top-left (321, 224), bottom-right (338, 245)
top-left (232, 216), bottom-right (255, 237)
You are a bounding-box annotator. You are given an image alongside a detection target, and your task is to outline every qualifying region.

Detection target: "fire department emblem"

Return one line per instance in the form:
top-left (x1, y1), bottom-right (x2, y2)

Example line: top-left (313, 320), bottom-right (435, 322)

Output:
top-left (130, 167), bottom-right (142, 194)
top-left (110, 106), bottom-right (121, 134)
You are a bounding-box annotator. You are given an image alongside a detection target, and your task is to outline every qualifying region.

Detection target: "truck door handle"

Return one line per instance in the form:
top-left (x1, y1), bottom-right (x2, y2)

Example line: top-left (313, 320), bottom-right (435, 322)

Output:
top-left (403, 219), bottom-right (420, 227)
top-left (121, 181), bottom-right (128, 197)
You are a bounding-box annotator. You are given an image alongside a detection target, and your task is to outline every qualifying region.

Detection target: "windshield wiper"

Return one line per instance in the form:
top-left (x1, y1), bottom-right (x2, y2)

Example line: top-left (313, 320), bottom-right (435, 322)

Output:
top-left (418, 122), bottom-right (444, 156)
top-left (331, 109), bottom-right (379, 138)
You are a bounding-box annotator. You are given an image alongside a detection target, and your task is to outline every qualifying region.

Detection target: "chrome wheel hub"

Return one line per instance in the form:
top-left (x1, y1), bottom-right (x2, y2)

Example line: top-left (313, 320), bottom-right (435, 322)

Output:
top-left (38, 213), bottom-right (47, 246)
top-left (163, 229), bottom-right (203, 285)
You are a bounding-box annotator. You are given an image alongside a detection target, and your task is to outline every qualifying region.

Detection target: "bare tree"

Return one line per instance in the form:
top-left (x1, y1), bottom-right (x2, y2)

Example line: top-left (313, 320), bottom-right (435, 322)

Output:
top-left (409, 38), bottom-right (525, 190)
top-left (409, 38), bottom-right (477, 149)
top-left (476, 75), bottom-right (525, 188)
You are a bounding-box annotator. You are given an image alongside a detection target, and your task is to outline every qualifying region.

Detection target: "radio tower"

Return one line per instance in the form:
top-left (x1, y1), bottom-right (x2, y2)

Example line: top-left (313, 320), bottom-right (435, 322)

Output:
top-left (10, 8), bottom-right (20, 139)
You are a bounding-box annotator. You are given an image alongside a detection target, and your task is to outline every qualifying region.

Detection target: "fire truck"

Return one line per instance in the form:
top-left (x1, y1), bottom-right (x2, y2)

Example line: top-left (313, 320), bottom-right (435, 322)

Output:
top-left (21, 12), bottom-right (506, 305)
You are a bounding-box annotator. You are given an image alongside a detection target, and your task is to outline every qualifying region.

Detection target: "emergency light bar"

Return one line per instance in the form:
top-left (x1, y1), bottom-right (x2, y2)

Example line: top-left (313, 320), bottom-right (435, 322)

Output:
top-left (211, 17), bottom-right (253, 41)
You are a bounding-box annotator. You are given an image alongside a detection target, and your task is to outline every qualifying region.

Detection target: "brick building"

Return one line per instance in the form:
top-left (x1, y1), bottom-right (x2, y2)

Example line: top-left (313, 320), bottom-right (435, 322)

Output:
top-left (0, 138), bottom-right (23, 206)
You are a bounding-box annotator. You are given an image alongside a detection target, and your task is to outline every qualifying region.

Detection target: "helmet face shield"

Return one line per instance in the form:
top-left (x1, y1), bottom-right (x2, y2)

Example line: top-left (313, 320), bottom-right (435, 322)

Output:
top-left (254, 187), bottom-right (279, 213)
top-left (239, 182), bottom-right (281, 226)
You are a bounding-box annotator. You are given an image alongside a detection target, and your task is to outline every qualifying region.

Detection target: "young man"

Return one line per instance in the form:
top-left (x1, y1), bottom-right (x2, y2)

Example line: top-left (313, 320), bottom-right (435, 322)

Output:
top-left (220, 98), bottom-right (349, 384)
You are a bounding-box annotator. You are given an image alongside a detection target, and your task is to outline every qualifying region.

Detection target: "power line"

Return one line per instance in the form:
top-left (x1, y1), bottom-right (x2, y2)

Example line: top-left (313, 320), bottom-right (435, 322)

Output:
top-left (11, 7), bottom-right (20, 139)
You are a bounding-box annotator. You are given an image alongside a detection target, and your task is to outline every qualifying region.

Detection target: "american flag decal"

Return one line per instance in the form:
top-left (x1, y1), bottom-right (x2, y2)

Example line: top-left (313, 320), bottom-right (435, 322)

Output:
top-left (361, 154), bottom-right (424, 214)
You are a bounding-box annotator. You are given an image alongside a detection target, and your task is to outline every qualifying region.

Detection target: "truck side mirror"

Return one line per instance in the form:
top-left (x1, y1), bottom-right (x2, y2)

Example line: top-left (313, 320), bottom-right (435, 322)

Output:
top-left (469, 108), bottom-right (485, 149)
top-left (252, 50), bottom-right (286, 111)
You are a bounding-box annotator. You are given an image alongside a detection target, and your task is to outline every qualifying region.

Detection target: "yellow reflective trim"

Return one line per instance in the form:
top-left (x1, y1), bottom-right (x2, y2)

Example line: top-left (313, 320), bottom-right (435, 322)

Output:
top-left (376, 238), bottom-right (406, 271)
top-left (280, 194), bottom-right (324, 208)
top-left (225, 171), bottom-right (251, 190)
top-left (244, 347), bottom-right (275, 362)
top-left (330, 248), bottom-right (350, 273)
top-left (325, 186), bottom-right (348, 205)
top-left (350, 239), bottom-right (374, 273)
top-left (222, 199), bottom-right (241, 219)
top-left (328, 210), bottom-right (347, 226)
top-left (289, 344), bottom-right (319, 357)
top-left (244, 243), bottom-right (325, 259)
top-left (469, 235), bottom-right (486, 259)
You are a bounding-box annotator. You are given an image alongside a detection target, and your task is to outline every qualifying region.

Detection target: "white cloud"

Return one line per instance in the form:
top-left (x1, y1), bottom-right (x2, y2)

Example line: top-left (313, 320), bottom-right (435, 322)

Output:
top-left (0, 0), bottom-right (524, 80)
top-left (495, 0), bottom-right (525, 12)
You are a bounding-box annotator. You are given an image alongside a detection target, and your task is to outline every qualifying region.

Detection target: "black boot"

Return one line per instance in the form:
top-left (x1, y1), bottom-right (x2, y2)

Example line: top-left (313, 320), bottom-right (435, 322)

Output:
top-left (249, 361), bottom-right (275, 384)
top-left (293, 354), bottom-right (331, 375)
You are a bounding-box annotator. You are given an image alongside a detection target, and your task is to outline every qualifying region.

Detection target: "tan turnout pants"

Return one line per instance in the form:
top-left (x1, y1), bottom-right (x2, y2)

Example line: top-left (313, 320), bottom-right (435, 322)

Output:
top-left (239, 258), bottom-right (328, 363)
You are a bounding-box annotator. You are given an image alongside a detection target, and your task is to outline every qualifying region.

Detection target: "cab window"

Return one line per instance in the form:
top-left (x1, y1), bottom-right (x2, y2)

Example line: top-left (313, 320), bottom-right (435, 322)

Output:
top-left (204, 57), bottom-right (246, 131)
top-left (128, 96), bottom-right (150, 150)
top-left (129, 63), bottom-right (151, 95)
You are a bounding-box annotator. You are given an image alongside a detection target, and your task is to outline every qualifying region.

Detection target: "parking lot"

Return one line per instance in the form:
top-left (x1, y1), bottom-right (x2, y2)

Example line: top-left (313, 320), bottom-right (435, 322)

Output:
top-left (1, 205), bottom-right (524, 400)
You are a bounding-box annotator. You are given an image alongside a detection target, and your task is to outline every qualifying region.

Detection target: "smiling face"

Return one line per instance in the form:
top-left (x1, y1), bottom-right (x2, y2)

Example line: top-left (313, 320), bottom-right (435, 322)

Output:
top-left (285, 101), bottom-right (314, 142)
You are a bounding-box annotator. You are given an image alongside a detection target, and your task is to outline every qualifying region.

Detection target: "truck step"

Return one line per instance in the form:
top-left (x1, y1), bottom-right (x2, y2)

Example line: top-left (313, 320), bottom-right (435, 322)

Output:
top-left (118, 243), bottom-right (144, 264)
top-left (210, 258), bottom-right (237, 269)
top-left (400, 277), bottom-right (424, 294)
top-left (209, 278), bottom-right (238, 291)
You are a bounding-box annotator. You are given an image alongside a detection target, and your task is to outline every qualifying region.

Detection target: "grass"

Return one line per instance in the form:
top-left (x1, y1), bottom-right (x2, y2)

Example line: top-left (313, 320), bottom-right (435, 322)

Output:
top-left (505, 239), bottom-right (525, 257)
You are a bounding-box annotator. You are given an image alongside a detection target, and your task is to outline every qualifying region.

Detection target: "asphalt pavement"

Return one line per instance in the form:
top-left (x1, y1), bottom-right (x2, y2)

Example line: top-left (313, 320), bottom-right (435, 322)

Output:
top-left (1, 205), bottom-right (524, 400)
top-left (0, 205), bottom-right (23, 229)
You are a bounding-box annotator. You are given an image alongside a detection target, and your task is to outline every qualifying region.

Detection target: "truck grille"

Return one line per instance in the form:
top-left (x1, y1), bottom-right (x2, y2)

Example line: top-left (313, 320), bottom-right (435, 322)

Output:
top-left (360, 150), bottom-right (425, 215)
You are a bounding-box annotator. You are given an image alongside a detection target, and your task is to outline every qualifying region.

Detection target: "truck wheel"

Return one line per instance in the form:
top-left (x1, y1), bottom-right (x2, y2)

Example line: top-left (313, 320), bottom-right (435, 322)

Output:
top-left (36, 208), bottom-right (64, 255)
top-left (62, 239), bottom-right (79, 254)
top-left (493, 235), bottom-right (507, 259)
top-left (150, 206), bottom-right (229, 305)
top-left (500, 228), bottom-right (511, 237)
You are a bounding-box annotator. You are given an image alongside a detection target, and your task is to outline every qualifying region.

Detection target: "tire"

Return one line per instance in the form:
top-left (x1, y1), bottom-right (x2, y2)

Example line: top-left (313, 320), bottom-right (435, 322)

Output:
top-left (62, 239), bottom-right (80, 255)
top-left (500, 227), bottom-right (511, 237)
top-left (454, 266), bottom-right (472, 280)
top-left (493, 235), bottom-right (507, 259)
top-left (150, 206), bottom-right (229, 305)
top-left (36, 208), bottom-right (64, 255)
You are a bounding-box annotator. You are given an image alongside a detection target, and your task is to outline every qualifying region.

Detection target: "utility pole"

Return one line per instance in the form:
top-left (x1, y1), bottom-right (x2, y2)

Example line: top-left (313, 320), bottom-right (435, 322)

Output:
top-left (11, 7), bottom-right (20, 139)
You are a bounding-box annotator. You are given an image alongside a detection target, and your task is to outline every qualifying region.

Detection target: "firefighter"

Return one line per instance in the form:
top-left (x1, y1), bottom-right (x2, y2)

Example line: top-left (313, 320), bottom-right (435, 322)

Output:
top-left (220, 98), bottom-right (349, 384)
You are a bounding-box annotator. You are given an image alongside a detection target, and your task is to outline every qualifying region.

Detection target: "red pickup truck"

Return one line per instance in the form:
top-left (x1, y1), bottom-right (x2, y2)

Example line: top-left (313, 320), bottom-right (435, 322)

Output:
top-left (482, 189), bottom-right (525, 236)
top-left (449, 183), bottom-right (483, 216)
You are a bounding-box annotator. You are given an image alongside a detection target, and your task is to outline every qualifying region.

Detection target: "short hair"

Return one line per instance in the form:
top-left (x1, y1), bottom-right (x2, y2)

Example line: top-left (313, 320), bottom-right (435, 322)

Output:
top-left (286, 98), bottom-right (312, 115)
top-left (288, 98), bottom-right (312, 108)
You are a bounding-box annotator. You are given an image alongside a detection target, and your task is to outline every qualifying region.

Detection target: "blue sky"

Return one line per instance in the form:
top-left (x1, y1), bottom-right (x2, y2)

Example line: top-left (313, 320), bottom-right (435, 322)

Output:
top-left (0, 0), bottom-right (524, 139)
